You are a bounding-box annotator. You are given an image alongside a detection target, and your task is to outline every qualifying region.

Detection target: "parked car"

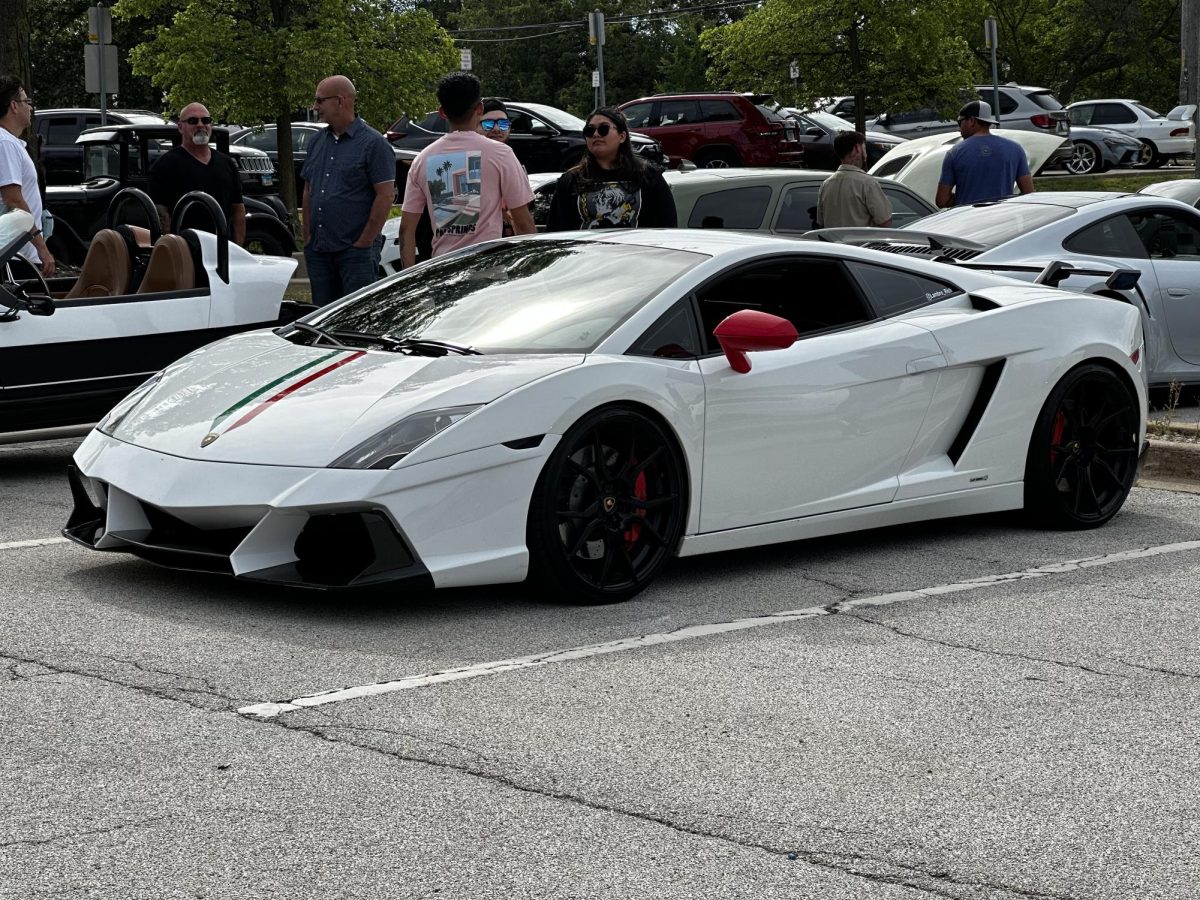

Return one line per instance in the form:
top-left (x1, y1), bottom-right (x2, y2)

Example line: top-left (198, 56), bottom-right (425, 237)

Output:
top-left (1066, 100), bottom-right (1195, 168)
top-left (45, 124), bottom-right (296, 264)
top-left (1, 192), bottom-right (302, 440)
top-left (62, 227), bottom-right (1145, 600)
top-left (33, 108), bottom-right (167, 185)
top-left (868, 85), bottom-right (1070, 141)
top-left (1138, 178), bottom-right (1200, 207)
top-left (387, 102), bottom-right (665, 173)
top-left (618, 92), bottom-right (804, 168)
top-left (231, 122), bottom-right (419, 202)
top-left (1061, 125), bottom-right (1144, 175)
top-left (776, 109), bottom-right (905, 169)
top-left (663, 167), bottom-right (934, 231)
top-left (811, 191), bottom-right (1200, 388)
top-left (867, 130), bottom-right (1073, 206)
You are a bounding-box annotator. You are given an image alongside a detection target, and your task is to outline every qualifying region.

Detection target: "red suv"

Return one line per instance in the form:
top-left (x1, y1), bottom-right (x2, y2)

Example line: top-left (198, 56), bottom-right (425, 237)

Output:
top-left (618, 92), bottom-right (804, 168)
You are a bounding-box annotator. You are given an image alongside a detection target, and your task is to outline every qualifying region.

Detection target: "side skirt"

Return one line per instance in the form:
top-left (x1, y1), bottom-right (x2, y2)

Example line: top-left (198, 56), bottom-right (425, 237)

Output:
top-left (678, 482), bottom-right (1024, 558)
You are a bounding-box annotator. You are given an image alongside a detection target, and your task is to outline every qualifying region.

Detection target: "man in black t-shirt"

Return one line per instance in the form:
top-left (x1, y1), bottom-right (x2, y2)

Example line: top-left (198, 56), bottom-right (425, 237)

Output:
top-left (148, 102), bottom-right (245, 245)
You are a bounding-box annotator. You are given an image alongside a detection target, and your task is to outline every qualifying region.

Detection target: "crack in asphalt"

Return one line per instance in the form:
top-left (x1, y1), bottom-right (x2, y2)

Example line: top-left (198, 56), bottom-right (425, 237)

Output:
top-left (0, 651), bottom-right (259, 709)
top-left (243, 715), bottom-right (1075, 900)
top-left (842, 615), bottom-right (1128, 679)
top-left (0, 816), bottom-right (174, 850)
top-left (1110, 658), bottom-right (1200, 680)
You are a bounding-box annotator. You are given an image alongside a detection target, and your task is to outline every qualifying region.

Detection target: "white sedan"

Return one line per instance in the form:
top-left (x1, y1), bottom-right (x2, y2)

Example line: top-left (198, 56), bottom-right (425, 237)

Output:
top-left (65, 230), bottom-right (1147, 602)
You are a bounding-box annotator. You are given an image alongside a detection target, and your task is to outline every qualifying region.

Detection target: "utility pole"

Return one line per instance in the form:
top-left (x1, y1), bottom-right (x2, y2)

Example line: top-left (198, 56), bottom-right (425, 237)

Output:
top-left (588, 10), bottom-right (606, 108)
top-left (1185, 0), bottom-right (1200, 176)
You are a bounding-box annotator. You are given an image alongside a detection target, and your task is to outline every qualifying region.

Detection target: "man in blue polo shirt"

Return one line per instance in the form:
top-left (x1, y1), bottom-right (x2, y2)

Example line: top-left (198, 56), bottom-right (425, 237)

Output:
top-left (935, 100), bottom-right (1034, 208)
top-left (302, 75), bottom-right (395, 305)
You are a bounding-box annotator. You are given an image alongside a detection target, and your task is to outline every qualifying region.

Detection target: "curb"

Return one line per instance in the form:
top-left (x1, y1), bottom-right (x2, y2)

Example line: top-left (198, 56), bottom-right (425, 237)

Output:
top-left (1138, 438), bottom-right (1200, 493)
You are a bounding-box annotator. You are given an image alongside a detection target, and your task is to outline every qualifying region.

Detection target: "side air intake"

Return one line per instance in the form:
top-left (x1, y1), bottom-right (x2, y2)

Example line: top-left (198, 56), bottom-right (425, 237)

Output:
top-left (947, 360), bottom-right (1006, 464)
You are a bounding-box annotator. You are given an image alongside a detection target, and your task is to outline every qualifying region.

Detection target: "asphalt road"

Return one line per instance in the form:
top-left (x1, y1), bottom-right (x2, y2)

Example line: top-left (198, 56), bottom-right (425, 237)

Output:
top-left (2, 438), bottom-right (1199, 899)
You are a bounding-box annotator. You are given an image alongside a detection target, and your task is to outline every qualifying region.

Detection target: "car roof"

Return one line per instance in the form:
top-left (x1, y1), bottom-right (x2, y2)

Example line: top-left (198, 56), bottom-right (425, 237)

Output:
top-left (1067, 99), bottom-right (1139, 105)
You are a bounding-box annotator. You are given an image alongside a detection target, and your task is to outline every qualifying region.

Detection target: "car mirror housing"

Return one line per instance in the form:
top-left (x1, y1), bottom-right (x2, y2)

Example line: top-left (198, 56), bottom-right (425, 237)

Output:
top-left (713, 310), bottom-right (799, 374)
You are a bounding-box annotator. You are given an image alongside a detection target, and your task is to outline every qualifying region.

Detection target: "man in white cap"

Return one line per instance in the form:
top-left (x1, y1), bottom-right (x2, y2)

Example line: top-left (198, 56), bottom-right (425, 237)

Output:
top-left (935, 99), bottom-right (1034, 207)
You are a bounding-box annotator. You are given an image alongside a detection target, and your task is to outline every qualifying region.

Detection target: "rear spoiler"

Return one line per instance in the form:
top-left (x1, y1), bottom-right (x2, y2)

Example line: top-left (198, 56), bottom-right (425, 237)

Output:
top-left (804, 227), bottom-right (989, 253)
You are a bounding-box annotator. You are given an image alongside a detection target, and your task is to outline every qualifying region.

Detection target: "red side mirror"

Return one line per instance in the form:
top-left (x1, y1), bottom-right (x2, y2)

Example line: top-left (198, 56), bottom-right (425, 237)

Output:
top-left (713, 310), bottom-right (799, 373)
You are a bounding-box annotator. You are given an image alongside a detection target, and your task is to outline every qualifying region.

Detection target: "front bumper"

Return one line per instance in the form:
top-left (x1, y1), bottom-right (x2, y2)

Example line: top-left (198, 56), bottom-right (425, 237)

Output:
top-left (64, 430), bottom-right (554, 591)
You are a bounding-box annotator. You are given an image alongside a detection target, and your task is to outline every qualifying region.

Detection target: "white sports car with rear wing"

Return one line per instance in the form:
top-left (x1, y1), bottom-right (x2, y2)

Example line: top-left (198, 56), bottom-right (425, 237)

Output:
top-left (65, 230), bottom-right (1147, 602)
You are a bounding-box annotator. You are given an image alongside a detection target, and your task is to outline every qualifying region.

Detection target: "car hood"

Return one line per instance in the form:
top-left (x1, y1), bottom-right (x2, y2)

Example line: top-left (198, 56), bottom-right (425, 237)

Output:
top-left (870, 131), bottom-right (1069, 206)
top-left (109, 331), bottom-right (584, 466)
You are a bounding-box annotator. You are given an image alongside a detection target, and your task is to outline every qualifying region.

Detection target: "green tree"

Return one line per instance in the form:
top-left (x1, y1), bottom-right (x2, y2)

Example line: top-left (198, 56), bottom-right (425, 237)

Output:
top-left (701, 0), bottom-right (979, 130)
top-left (114, 0), bottom-right (457, 211)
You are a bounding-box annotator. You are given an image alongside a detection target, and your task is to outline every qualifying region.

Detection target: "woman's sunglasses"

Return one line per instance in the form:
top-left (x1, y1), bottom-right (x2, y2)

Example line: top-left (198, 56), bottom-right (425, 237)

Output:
top-left (583, 123), bottom-right (618, 138)
top-left (481, 118), bottom-right (510, 132)
top-left (183, 116), bottom-right (213, 125)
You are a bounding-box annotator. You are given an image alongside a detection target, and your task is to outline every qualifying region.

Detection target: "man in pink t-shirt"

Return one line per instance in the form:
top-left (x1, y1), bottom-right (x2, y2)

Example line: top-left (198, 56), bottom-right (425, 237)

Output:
top-left (401, 73), bottom-right (534, 266)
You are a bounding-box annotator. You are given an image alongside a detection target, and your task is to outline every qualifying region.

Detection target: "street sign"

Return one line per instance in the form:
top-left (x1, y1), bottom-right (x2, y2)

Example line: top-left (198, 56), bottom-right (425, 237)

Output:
top-left (789, 61), bottom-right (800, 81)
top-left (984, 16), bottom-right (998, 49)
top-left (84, 43), bottom-right (119, 94)
top-left (87, 5), bottom-right (112, 44)
top-left (592, 70), bottom-right (600, 88)
top-left (588, 10), bottom-right (606, 46)
top-left (459, 49), bottom-right (472, 71)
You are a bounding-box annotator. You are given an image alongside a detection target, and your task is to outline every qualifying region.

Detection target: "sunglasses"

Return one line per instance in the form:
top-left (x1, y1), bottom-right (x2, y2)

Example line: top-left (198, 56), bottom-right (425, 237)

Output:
top-left (183, 116), bottom-right (213, 125)
top-left (582, 123), bottom-right (617, 138)
top-left (481, 118), bottom-right (510, 132)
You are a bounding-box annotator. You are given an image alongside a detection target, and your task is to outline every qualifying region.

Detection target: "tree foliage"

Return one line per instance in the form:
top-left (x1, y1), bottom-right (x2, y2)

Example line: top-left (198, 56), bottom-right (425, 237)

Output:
top-left (702, 0), bottom-right (978, 128)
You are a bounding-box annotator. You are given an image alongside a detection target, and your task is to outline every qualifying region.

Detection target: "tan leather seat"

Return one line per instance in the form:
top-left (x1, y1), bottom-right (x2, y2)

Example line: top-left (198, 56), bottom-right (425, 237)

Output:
top-left (136, 234), bottom-right (195, 294)
top-left (64, 229), bottom-right (131, 298)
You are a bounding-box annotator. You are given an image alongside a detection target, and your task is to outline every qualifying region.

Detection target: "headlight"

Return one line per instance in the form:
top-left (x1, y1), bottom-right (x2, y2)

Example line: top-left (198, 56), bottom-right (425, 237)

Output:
top-left (96, 372), bottom-right (165, 436)
top-left (329, 405), bottom-right (481, 469)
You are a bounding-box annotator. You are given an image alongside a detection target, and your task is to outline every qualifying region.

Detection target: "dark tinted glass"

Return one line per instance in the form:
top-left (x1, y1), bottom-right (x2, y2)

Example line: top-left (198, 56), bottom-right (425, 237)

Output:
top-left (622, 102), bottom-right (656, 128)
top-left (699, 100), bottom-right (739, 122)
top-left (628, 301), bottom-right (700, 358)
top-left (1063, 215), bottom-right (1148, 258)
top-left (687, 186), bottom-right (772, 229)
top-left (1127, 212), bottom-right (1200, 260)
top-left (848, 261), bottom-right (962, 316)
top-left (659, 100), bottom-right (701, 127)
top-left (1092, 103), bottom-right (1136, 125)
top-left (1028, 91), bottom-right (1064, 111)
top-left (775, 185), bottom-right (821, 231)
top-left (46, 117), bottom-right (83, 146)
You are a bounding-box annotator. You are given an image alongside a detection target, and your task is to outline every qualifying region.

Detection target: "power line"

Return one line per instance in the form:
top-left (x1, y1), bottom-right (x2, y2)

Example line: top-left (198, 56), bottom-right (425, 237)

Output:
top-left (449, 0), bottom-right (759, 36)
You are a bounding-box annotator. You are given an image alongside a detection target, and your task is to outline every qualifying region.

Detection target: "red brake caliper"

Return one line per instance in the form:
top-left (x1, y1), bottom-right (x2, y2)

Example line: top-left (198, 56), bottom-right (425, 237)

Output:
top-left (624, 459), bottom-right (647, 550)
top-left (1050, 411), bottom-right (1066, 466)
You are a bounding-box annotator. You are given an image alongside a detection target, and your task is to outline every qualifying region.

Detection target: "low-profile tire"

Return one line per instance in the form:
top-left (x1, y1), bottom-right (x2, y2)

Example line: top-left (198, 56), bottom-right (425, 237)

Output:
top-left (526, 406), bottom-right (688, 604)
top-left (1023, 363), bottom-right (1140, 529)
top-left (693, 148), bottom-right (740, 169)
top-left (1131, 139), bottom-right (1165, 169)
top-left (1065, 140), bottom-right (1101, 175)
top-left (243, 226), bottom-right (292, 257)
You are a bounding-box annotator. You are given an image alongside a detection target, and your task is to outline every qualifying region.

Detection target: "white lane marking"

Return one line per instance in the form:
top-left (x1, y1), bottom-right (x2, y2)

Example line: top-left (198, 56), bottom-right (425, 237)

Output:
top-left (238, 539), bottom-right (1200, 719)
top-left (0, 537), bottom-right (70, 551)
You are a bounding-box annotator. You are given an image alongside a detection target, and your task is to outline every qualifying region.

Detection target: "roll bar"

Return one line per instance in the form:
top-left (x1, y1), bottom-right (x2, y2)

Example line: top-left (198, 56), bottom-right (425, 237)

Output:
top-left (171, 191), bottom-right (229, 284)
top-left (105, 187), bottom-right (162, 244)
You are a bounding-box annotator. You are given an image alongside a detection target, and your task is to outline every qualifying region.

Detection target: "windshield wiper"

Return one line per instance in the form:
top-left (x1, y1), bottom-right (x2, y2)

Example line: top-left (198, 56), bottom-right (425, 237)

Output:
top-left (278, 321), bottom-right (350, 348)
top-left (378, 335), bottom-right (482, 356)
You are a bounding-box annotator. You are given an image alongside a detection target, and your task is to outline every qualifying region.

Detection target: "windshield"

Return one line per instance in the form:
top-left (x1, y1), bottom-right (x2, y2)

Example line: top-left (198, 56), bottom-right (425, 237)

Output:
top-left (803, 110), bottom-right (854, 132)
top-left (902, 202), bottom-right (1076, 246)
top-left (519, 103), bottom-right (587, 132)
top-left (311, 240), bottom-right (707, 353)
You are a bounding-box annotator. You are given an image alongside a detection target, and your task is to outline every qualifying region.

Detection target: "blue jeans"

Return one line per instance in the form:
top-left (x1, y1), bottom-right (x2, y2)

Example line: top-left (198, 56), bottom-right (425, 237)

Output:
top-left (304, 236), bottom-right (383, 307)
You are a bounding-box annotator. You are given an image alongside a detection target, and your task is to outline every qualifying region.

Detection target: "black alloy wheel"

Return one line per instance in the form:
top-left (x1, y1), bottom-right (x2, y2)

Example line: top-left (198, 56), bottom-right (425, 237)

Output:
top-left (1024, 364), bottom-right (1140, 528)
top-left (243, 226), bottom-right (291, 258)
top-left (527, 407), bottom-right (687, 603)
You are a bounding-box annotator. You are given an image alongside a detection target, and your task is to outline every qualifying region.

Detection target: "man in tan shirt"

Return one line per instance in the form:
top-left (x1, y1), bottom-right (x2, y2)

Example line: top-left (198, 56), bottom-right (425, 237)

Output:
top-left (815, 130), bottom-right (892, 229)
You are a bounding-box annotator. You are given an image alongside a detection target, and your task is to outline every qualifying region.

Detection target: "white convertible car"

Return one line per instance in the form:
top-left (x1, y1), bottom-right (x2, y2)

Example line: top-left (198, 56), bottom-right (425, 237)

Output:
top-left (65, 230), bottom-right (1147, 602)
top-left (1, 190), bottom-right (300, 440)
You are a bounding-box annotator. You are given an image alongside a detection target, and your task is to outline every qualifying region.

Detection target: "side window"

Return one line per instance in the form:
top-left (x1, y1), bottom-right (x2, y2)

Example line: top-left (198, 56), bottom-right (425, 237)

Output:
top-left (881, 187), bottom-right (929, 228)
top-left (622, 103), bottom-right (656, 128)
top-left (238, 130), bottom-right (274, 151)
top-left (658, 99), bottom-right (702, 127)
top-left (699, 100), bottom-right (740, 123)
top-left (687, 186), bottom-right (771, 229)
top-left (45, 116), bottom-right (84, 147)
top-left (872, 154), bottom-right (914, 177)
top-left (293, 129), bottom-right (316, 152)
top-left (1092, 103), bottom-right (1136, 125)
top-left (981, 90), bottom-right (1019, 115)
top-left (774, 185), bottom-right (821, 232)
top-left (1068, 106), bottom-right (1093, 126)
top-left (695, 258), bottom-right (872, 352)
top-left (1128, 211), bottom-right (1200, 260)
top-left (891, 107), bottom-right (938, 126)
top-left (509, 112), bottom-right (550, 135)
top-left (628, 301), bottom-right (701, 359)
top-left (1064, 215), bottom-right (1148, 259)
top-left (848, 261), bottom-right (962, 316)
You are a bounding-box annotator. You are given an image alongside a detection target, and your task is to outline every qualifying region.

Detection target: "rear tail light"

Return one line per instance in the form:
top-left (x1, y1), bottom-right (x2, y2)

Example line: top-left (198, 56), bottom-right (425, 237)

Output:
top-left (1131, 348), bottom-right (1140, 365)
top-left (1170, 126), bottom-right (1190, 137)
top-left (1030, 114), bottom-right (1055, 129)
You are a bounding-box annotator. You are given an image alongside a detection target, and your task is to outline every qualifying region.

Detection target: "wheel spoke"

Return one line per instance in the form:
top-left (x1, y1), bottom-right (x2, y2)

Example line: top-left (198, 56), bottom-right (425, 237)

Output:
top-left (635, 493), bottom-right (677, 510)
top-left (556, 501), bottom-right (599, 521)
top-left (628, 446), bottom-right (665, 481)
top-left (567, 520), bottom-right (601, 559)
top-left (1095, 404), bottom-right (1132, 432)
top-left (1082, 467), bottom-right (1103, 516)
top-left (565, 456), bottom-right (601, 490)
top-left (592, 431), bottom-right (609, 480)
top-left (597, 533), bottom-right (616, 586)
top-left (1093, 458), bottom-right (1125, 491)
top-left (1053, 453), bottom-right (1075, 487)
top-left (617, 541), bottom-right (638, 583)
top-left (628, 514), bottom-right (667, 547)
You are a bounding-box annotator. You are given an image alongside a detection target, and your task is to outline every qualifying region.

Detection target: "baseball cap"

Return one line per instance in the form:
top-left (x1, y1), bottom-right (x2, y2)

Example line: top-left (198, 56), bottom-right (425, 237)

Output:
top-left (482, 97), bottom-right (508, 115)
top-left (958, 100), bottom-right (998, 125)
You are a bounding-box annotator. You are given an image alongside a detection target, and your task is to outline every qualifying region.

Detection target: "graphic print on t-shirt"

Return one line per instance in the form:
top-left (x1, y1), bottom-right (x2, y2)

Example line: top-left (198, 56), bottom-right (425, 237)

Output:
top-left (577, 182), bottom-right (642, 229)
top-left (426, 151), bottom-right (482, 237)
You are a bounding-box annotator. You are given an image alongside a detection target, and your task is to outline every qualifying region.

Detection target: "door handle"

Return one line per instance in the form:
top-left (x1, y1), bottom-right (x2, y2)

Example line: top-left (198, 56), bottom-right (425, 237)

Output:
top-left (1168, 288), bottom-right (1190, 297)
top-left (906, 354), bottom-right (947, 374)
